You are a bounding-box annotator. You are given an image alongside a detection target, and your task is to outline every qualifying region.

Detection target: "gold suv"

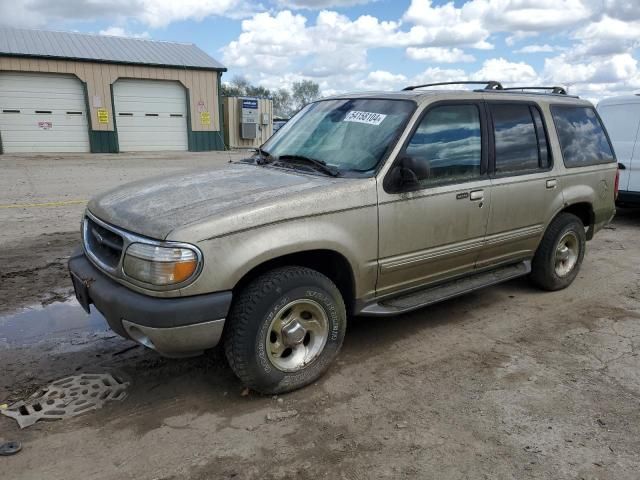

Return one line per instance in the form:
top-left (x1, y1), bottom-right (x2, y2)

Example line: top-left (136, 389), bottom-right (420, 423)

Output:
top-left (69, 81), bottom-right (618, 393)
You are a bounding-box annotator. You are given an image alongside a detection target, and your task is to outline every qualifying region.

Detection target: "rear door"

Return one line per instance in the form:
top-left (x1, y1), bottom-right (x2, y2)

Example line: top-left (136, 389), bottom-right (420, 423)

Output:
top-left (475, 102), bottom-right (563, 269)
top-left (598, 101), bottom-right (640, 192)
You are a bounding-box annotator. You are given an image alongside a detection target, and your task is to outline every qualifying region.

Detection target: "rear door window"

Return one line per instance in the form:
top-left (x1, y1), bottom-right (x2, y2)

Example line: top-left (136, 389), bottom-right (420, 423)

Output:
top-left (551, 106), bottom-right (615, 167)
top-left (490, 104), bottom-right (550, 174)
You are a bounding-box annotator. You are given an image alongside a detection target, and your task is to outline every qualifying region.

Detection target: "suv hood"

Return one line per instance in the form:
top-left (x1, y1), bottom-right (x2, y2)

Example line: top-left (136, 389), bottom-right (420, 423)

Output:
top-left (88, 163), bottom-right (345, 240)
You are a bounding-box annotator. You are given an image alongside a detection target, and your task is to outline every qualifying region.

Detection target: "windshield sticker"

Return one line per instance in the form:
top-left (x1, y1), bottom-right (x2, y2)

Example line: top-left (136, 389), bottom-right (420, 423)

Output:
top-left (343, 110), bottom-right (387, 125)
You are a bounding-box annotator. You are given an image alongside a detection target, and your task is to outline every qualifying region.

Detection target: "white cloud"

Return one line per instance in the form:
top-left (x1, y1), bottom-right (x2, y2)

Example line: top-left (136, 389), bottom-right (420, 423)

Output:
top-left (471, 0), bottom-right (592, 32)
top-left (475, 58), bottom-right (539, 84)
top-left (406, 47), bottom-right (475, 63)
top-left (3, 0), bottom-right (640, 102)
top-left (544, 53), bottom-right (638, 85)
top-left (138, 0), bottom-right (251, 27)
top-left (410, 67), bottom-right (469, 86)
top-left (99, 26), bottom-right (150, 39)
top-left (403, 1), bottom-right (490, 49)
top-left (276, 0), bottom-right (374, 8)
top-left (515, 44), bottom-right (555, 54)
top-left (407, 59), bottom-right (539, 88)
top-left (0, 0), bottom-right (255, 29)
top-left (404, 0), bottom-right (591, 39)
top-left (357, 70), bottom-right (408, 90)
top-left (572, 16), bottom-right (640, 57)
top-left (602, 0), bottom-right (640, 21)
top-left (222, 11), bottom-right (315, 72)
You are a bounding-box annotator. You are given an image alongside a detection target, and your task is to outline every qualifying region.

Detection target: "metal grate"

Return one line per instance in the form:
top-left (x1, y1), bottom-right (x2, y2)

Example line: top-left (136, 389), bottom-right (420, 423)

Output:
top-left (241, 122), bottom-right (258, 139)
top-left (84, 216), bottom-right (124, 270)
top-left (1, 374), bottom-right (129, 428)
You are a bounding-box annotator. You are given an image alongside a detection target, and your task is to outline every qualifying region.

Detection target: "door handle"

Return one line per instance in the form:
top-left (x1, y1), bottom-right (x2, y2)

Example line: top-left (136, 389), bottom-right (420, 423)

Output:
top-left (469, 190), bottom-right (484, 201)
top-left (546, 179), bottom-right (557, 189)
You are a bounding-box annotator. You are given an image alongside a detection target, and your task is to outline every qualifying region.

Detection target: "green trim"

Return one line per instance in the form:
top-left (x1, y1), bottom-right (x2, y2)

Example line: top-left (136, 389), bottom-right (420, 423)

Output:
top-left (184, 85), bottom-right (224, 151)
top-left (89, 130), bottom-right (118, 153)
top-left (185, 87), bottom-right (194, 152)
top-left (80, 80), bottom-right (95, 152)
top-left (188, 131), bottom-right (225, 151)
top-left (109, 83), bottom-right (120, 153)
top-left (217, 72), bottom-right (227, 151)
top-left (81, 79), bottom-right (118, 153)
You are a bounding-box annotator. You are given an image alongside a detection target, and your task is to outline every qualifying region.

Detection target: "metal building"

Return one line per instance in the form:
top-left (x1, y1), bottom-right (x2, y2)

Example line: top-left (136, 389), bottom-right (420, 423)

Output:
top-left (222, 96), bottom-right (273, 149)
top-left (0, 27), bottom-right (226, 154)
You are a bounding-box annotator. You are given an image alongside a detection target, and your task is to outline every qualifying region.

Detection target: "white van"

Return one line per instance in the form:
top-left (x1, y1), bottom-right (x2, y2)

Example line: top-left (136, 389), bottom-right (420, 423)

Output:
top-left (597, 95), bottom-right (640, 205)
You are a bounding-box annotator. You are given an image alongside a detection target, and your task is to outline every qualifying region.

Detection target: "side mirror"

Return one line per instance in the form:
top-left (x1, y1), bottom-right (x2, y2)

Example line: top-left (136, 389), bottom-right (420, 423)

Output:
top-left (387, 156), bottom-right (430, 191)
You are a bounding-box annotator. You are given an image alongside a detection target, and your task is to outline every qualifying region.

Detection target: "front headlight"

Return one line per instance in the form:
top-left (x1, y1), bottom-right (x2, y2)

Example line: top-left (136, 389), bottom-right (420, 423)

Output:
top-left (123, 243), bottom-right (201, 286)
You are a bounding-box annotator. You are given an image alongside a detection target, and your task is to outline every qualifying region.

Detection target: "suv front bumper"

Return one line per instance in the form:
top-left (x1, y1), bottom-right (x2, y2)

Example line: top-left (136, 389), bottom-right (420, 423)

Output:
top-left (68, 251), bottom-right (232, 358)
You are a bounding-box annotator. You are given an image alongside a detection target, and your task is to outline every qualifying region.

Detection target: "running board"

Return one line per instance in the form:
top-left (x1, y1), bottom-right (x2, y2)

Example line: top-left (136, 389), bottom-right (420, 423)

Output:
top-left (359, 261), bottom-right (531, 316)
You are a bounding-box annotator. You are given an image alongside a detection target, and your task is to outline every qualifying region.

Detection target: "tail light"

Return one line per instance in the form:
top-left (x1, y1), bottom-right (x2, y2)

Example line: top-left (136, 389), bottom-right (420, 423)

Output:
top-left (614, 166), bottom-right (620, 200)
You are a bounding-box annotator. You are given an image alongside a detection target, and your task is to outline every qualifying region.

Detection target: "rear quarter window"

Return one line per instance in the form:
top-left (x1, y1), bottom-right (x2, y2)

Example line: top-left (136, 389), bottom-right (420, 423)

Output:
top-left (551, 105), bottom-right (615, 167)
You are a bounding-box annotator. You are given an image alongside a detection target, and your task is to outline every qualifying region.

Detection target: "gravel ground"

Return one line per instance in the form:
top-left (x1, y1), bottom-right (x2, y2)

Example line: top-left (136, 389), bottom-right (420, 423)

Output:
top-left (1, 154), bottom-right (639, 480)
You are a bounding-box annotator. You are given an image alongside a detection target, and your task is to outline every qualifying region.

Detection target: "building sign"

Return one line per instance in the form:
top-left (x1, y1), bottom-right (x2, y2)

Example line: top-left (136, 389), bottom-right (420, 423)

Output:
top-left (241, 97), bottom-right (259, 124)
top-left (241, 99), bottom-right (258, 109)
top-left (200, 111), bottom-right (211, 126)
top-left (38, 121), bottom-right (52, 130)
top-left (97, 108), bottom-right (109, 124)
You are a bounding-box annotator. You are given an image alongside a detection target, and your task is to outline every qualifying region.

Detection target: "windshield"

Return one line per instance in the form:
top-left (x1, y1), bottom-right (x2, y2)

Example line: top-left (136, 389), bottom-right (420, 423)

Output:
top-left (261, 98), bottom-right (415, 174)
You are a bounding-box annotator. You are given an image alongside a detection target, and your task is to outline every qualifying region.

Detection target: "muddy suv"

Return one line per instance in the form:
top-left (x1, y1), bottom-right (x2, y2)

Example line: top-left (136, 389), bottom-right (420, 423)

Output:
top-left (69, 81), bottom-right (617, 394)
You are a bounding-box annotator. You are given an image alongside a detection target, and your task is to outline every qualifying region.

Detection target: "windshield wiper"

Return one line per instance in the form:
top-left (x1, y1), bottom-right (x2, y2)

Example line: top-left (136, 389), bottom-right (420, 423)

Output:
top-left (275, 154), bottom-right (340, 177)
top-left (239, 147), bottom-right (272, 165)
top-left (254, 147), bottom-right (273, 165)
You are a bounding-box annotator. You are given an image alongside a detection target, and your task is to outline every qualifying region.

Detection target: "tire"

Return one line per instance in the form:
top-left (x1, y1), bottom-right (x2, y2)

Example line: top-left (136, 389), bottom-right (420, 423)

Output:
top-left (224, 266), bottom-right (347, 394)
top-left (530, 213), bottom-right (586, 291)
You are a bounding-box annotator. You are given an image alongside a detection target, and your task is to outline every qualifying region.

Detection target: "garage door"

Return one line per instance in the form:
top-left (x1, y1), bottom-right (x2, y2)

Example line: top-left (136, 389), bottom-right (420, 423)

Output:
top-left (113, 79), bottom-right (188, 152)
top-left (0, 73), bottom-right (90, 153)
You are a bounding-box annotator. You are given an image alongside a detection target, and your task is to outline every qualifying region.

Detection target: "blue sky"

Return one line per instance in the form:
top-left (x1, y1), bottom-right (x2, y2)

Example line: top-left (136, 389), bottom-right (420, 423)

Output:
top-left (1, 0), bottom-right (638, 101)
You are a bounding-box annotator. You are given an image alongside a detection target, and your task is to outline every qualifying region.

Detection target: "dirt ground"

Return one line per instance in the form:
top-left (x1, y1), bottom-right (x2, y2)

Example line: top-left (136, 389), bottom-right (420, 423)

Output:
top-left (1, 154), bottom-right (640, 479)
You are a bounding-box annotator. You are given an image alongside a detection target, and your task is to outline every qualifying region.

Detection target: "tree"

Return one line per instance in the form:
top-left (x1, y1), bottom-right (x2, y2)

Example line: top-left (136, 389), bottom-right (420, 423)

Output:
top-left (221, 75), bottom-right (251, 97)
top-left (219, 75), bottom-right (321, 119)
top-left (272, 88), bottom-right (293, 118)
top-left (292, 80), bottom-right (320, 111)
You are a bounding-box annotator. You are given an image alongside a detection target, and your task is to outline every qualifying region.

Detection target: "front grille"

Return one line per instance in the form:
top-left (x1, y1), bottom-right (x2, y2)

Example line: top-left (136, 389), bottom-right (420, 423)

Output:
top-left (84, 216), bottom-right (124, 270)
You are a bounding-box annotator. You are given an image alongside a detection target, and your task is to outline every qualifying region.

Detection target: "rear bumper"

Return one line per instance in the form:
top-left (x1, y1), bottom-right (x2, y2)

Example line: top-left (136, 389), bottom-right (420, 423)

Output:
top-left (68, 251), bottom-right (232, 357)
top-left (617, 190), bottom-right (640, 206)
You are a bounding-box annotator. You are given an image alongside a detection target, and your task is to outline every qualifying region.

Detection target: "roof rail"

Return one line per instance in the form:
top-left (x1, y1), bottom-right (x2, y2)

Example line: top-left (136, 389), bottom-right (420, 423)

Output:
top-left (501, 86), bottom-right (568, 95)
top-left (402, 81), bottom-right (503, 91)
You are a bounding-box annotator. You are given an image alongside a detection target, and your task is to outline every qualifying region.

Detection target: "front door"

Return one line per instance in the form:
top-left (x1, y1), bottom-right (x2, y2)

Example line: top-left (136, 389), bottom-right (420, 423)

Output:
top-left (377, 102), bottom-right (491, 297)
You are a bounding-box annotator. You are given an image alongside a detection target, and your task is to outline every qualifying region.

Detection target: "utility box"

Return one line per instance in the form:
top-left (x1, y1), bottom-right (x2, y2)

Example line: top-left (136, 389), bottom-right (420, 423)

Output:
top-left (240, 97), bottom-right (258, 139)
top-left (223, 96), bottom-right (274, 148)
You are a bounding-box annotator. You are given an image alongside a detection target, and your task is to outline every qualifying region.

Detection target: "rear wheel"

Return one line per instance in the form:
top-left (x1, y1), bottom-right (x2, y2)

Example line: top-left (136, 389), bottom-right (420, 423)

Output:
top-left (224, 266), bottom-right (346, 394)
top-left (530, 213), bottom-right (586, 291)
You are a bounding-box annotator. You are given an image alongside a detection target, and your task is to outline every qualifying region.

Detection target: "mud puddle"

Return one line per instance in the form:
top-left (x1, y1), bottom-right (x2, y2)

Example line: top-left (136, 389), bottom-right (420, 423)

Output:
top-left (0, 299), bottom-right (108, 347)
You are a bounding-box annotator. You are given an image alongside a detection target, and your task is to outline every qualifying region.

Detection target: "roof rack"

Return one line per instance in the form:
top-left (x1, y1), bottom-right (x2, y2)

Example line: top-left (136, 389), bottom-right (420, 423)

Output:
top-left (501, 86), bottom-right (568, 95)
top-left (402, 81), bottom-right (503, 91)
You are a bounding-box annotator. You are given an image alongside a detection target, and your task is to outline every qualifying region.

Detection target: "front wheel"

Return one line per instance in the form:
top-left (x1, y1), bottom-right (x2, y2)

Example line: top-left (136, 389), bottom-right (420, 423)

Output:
top-left (224, 266), bottom-right (346, 394)
top-left (530, 213), bottom-right (586, 291)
